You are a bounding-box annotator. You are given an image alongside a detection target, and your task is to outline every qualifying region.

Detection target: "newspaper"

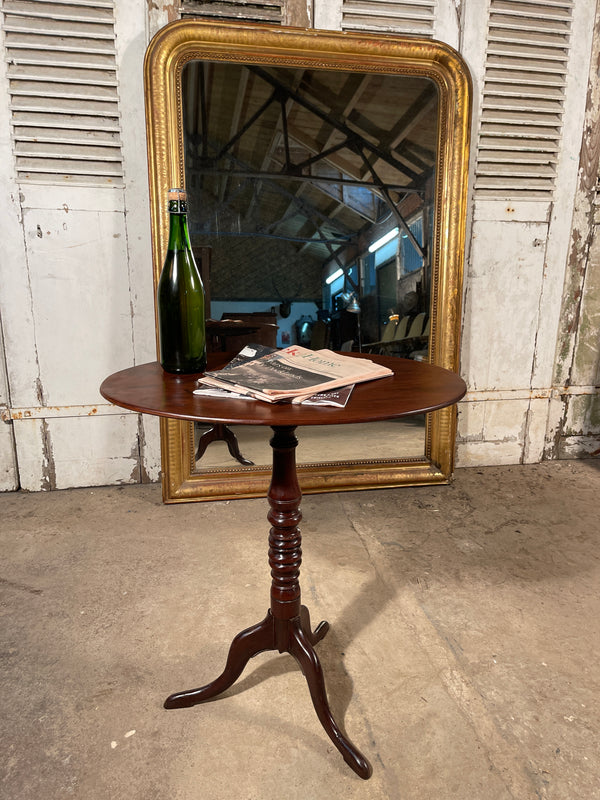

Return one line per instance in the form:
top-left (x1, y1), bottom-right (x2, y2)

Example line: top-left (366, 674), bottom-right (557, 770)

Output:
top-left (195, 344), bottom-right (392, 404)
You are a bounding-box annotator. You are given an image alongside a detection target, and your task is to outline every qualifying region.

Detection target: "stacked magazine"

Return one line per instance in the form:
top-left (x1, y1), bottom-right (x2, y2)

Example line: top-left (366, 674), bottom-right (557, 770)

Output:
top-left (194, 344), bottom-right (393, 405)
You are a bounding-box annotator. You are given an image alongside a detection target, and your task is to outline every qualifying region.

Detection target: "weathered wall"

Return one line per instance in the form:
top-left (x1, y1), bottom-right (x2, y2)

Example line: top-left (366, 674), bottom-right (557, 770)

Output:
top-left (0, 0), bottom-right (161, 491)
top-left (456, 0), bottom-right (600, 467)
top-left (550, 7), bottom-right (600, 461)
top-left (0, 0), bottom-right (598, 493)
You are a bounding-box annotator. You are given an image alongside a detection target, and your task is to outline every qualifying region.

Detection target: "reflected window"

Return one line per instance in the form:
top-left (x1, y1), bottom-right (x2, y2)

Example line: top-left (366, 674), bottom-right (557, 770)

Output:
top-left (373, 235), bottom-right (399, 267)
top-left (401, 216), bottom-right (424, 273)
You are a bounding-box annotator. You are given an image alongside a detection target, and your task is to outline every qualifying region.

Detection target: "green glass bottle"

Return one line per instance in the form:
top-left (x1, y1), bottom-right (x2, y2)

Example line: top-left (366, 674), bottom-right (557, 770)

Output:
top-left (157, 188), bottom-right (207, 374)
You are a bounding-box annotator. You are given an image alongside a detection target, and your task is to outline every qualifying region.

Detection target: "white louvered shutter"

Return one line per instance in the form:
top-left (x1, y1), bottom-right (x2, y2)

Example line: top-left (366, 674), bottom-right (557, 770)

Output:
top-left (475, 0), bottom-right (574, 200)
top-left (341, 0), bottom-right (436, 37)
top-left (3, 0), bottom-right (124, 186)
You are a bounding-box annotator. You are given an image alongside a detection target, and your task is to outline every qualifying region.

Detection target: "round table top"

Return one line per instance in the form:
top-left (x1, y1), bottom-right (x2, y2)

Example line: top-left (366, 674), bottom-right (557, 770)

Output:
top-left (100, 353), bottom-right (466, 427)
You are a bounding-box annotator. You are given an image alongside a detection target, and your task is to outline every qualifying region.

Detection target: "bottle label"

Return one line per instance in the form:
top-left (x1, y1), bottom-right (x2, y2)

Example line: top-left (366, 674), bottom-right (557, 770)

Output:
top-left (168, 187), bottom-right (187, 214)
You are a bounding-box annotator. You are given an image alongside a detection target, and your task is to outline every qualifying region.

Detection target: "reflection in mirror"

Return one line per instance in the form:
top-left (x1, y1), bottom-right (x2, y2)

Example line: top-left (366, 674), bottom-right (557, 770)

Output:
top-left (181, 61), bottom-right (438, 471)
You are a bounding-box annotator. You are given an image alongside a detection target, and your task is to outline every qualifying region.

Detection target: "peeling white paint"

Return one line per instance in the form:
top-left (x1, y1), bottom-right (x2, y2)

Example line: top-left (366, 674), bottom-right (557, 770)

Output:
top-left (1, 404), bottom-right (134, 422)
top-left (0, 1), bottom-right (598, 493)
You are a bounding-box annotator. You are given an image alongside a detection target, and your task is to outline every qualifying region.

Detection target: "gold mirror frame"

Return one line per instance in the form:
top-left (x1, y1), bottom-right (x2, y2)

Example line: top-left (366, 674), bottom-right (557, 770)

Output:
top-left (143, 19), bottom-right (471, 503)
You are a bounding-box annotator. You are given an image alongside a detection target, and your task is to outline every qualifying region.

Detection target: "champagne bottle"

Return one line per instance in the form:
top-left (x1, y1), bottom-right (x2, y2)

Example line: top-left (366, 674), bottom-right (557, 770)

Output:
top-left (157, 188), bottom-right (207, 374)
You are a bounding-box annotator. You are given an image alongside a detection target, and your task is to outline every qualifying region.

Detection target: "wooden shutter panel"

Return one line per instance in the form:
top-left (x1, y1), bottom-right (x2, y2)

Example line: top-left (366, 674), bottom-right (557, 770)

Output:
top-left (341, 0), bottom-right (436, 37)
top-left (181, 0), bottom-right (283, 23)
top-left (3, 0), bottom-right (124, 186)
top-left (475, 0), bottom-right (574, 200)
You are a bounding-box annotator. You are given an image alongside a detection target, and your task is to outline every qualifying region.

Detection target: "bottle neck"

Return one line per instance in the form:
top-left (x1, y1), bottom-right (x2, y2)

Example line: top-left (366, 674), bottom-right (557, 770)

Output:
top-left (167, 211), bottom-right (192, 252)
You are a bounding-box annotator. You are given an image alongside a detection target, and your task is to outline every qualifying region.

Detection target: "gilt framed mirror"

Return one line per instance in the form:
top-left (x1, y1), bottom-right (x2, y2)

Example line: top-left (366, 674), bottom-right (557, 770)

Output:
top-left (144, 19), bottom-right (471, 502)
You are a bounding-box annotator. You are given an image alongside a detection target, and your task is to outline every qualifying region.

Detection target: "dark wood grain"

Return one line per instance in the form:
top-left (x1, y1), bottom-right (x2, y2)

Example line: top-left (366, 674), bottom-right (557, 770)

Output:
top-left (162, 424), bottom-right (373, 779)
top-left (100, 352), bottom-right (466, 425)
top-left (100, 353), bottom-right (465, 780)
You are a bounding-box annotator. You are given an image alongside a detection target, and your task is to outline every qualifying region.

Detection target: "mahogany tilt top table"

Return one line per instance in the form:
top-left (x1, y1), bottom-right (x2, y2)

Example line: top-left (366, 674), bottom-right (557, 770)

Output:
top-left (100, 353), bottom-right (466, 780)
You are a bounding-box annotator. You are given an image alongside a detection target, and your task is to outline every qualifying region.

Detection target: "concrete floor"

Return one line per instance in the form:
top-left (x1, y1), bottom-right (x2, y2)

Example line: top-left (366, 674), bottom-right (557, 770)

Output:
top-left (1, 460), bottom-right (599, 799)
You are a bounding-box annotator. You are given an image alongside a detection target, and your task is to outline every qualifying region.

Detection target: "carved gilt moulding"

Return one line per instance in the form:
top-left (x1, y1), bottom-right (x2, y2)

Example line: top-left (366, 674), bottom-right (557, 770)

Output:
top-left (143, 18), bottom-right (472, 502)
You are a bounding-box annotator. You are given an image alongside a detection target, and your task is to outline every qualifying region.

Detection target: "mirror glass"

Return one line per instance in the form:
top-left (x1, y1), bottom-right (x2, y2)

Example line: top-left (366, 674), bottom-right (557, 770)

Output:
top-left (182, 61), bottom-right (437, 472)
top-left (143, 19), bottom-right (471, 501)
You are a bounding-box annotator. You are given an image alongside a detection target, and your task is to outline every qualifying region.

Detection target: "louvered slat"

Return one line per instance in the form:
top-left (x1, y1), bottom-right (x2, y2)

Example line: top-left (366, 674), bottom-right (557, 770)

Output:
top-left (3, 0), bottom-right (123, 186)
top-left (6, 0), bottom-right (114, 22)
top-left (341, 0), bottom-right (436, 36)
top-left (12, 81), bottom-right (118, 101)
top-left (475, 0), bottom-right (573, 199)
top-left (12, 0), bottom-right (114, 7)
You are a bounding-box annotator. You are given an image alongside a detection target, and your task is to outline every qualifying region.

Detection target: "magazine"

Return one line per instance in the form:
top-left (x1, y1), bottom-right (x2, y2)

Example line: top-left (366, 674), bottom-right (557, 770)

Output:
top-left (193, 381), bottom-right (354, 406)
top-left (194, 344), bottom-right (277, 400)
top-left (194, 345), bottom-right (355, 406)
top-left (222, 343), bottom-right (276, 369)
top-left (195, 344), bottom-right (392, 404)
top-left (193, 344), bottom-right (276, 400)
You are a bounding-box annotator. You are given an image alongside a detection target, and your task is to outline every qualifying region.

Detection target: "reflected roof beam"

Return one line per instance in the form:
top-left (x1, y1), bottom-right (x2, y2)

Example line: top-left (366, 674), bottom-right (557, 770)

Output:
top-left (218, 66), bottom-right (249, 203)
top-left (355, 146), bottom-right (425, 259)
top-left (248, 65), bottom-right (421, 184)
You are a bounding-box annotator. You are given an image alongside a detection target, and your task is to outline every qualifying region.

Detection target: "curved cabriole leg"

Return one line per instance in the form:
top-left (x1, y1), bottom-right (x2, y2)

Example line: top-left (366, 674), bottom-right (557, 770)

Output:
top-left (195, 424), bottom-right (222, 460)
top-left (300, 604), bottom-right (330, 646)
top-left (166, 424), bottom-right (373, 778)
top-left (220, 424), bottom-right (255, 465)
top-left (196, 423), bottom-right (254, 466)
top-left (164, 612), bottom-right (274, 709)
top-left (288, 619), bottom-right (373, 780)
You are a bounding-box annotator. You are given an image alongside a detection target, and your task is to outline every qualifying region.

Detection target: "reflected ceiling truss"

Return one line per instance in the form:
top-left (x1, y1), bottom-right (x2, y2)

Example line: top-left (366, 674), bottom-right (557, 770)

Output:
top-left (184, 63), bottom-right (437, 264)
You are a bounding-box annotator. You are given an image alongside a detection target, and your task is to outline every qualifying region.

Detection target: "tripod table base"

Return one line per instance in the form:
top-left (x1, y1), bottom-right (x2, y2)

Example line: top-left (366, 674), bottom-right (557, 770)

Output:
top-left (164, 606), bottom-right (371, 779)
top-left (164, 425), bottom-right (372, 780)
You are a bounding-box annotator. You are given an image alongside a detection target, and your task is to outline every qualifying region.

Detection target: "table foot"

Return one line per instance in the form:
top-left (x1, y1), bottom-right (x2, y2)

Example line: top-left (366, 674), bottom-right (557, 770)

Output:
top-left (288, 616), bottom-right (373, 780)
top-left (164, 608), bottom-right (371, 779)
top-left (164, 612), bottom-right (273, 709)
top-left (195, 423), bottom-right (254, 466)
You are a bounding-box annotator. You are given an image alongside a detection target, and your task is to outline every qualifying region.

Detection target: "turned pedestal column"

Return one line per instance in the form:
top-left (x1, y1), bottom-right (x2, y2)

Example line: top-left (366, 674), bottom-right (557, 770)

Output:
top-left (164, 425), bottom-right (372, 779)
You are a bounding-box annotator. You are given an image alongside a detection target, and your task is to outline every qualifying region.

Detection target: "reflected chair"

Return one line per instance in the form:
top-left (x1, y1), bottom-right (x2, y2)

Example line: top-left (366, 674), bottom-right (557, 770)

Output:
top-left (386, 314), bottom-right (413, 353)
top-left (409, 316), bottom-right (431, 360)
top-left (405, 312), bottom-right (426, 340)
top-left (390, 312), bottom-right (429, 357)
top-left (363, 317), bottom-right (398, 353)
